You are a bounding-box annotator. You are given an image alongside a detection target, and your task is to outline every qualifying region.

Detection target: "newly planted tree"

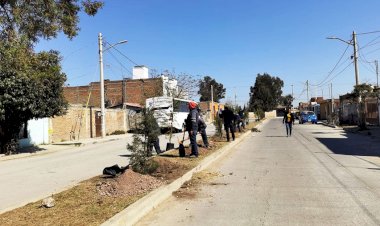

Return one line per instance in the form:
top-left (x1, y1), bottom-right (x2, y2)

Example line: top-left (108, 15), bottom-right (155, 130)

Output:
top-left (127, 108), bottom-right (160, 174)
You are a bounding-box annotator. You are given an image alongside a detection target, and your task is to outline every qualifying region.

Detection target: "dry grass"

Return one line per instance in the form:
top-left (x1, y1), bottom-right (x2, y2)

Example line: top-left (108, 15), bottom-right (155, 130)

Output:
top-left (0, 177), bottom-right (145, 226)
top-left (0, 120), bottom-right (260, 225)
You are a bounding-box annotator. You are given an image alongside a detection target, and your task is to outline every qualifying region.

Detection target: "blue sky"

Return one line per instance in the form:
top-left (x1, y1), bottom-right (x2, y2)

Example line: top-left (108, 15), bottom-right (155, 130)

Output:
top-left (36, 0), bottom-right (380, 106)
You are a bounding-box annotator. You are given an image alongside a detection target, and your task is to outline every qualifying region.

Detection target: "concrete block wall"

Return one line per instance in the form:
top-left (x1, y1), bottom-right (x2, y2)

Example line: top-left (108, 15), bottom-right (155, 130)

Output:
top-left (265, 110), bottom-right (277, 119)
top-left (50, 106), bottom-right (130, 143)
top-left (105, 109), bottom-right (128, 135)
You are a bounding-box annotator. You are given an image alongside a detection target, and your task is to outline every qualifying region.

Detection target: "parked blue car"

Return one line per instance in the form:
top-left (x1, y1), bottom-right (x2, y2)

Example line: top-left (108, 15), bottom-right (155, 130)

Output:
top-left (299, 111), bottom-right (317, 124)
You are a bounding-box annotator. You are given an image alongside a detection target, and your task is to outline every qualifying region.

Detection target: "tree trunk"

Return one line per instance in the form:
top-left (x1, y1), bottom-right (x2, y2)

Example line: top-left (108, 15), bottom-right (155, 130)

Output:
top-left (0, 121), bottom-right (21, 154)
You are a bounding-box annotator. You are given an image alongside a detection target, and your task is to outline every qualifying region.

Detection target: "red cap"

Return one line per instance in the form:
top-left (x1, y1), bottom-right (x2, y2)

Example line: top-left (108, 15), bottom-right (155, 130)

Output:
top-left (188, 101), bottom-right (197, 109)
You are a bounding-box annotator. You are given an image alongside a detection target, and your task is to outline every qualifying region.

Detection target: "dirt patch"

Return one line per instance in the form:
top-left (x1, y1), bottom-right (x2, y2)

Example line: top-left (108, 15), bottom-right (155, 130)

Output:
top-left (173, 171), bottom-right (222, 199)
top-left (96, 170), bottom-right (163, 197)
top-left (150, 157), bottom-right (192, 181)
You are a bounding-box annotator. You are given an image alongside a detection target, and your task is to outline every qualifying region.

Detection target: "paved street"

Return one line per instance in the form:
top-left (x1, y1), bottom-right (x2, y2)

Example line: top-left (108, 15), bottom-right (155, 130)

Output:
top-left (137, 118), bottom-right (380, 226)
top-left (0, 125), bottom-right (215, 214)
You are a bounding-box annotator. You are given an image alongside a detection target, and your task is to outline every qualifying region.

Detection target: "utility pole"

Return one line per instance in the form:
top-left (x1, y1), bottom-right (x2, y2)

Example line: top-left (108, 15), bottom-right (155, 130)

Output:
top-left (291, 84), bottom-right (294, 108)
top-left (375, 60), bottom-right (379, 87)
top-left (352, 31), bottom-right (360, 86)
top-left (306, 80), bottom-right (309, 105)
top-left (211, 85), bottom-right (214, 121)
top-left (291, 84), bottom-right (294, 98)
top-left (327, 31), bottom-right (361, 125)
top-left (234, 87), bottom-right (237, 109)
top-left (98, 33), bottom-right (106, 138)
top-left (331, 83), bottom-right (334, 113)
top-left (376, 60), bottom-right (380, 126)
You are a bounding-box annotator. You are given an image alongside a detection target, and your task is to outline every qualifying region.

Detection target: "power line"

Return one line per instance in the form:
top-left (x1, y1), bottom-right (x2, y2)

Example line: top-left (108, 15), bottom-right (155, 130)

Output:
top-left (364, 46), bottom-right (380, 55)
top-left (107, 50), bottom-right (133, 77)
top-left (357, 30), bottom-right (380, 35)
top-left (358, 35), bottom-right (380, 50)
top-left (322, 61), bottom-right (354, 86)
top-left (312, 43), bottom-right (351, 87)
top-left (104, 40), bottom-right (139, 66)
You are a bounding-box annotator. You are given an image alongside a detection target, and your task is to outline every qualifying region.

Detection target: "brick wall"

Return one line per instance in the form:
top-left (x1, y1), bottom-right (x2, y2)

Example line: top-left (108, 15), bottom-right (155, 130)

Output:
top-left (125, 78), bottom-right (163, 105)
top-left (63, 78), bottom-right (164, 107)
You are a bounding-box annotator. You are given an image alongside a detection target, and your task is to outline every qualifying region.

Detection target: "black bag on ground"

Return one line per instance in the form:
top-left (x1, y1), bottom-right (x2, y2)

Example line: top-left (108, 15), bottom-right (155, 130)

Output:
top-left (103, 164), bottom-right (129, 177)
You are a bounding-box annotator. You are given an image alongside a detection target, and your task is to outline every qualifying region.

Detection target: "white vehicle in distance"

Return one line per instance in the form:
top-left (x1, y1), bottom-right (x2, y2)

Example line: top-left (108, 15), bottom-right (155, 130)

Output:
top-left (146, 96), bottom-right (191, 132)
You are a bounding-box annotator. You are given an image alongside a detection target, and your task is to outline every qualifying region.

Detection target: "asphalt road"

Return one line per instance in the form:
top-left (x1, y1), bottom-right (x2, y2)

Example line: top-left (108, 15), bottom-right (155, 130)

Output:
top-left (136, 118), bottom-right (380, 226)
top-left (0, 125), bottom-right (216, 214)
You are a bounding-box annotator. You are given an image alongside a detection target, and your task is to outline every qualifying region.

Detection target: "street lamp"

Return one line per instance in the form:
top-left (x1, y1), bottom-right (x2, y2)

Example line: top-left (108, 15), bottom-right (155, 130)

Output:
top-left (98, 33), bottom-right (128, 138)
top-left (327, 31), bottom-right (362, 126)
top-left (326, 31), bottom-right (360, 86)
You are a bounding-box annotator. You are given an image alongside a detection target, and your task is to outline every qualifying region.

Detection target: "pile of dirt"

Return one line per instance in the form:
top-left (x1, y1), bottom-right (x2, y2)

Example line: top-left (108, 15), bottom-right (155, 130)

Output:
top-left (96, 170), bottom-right (163, 197)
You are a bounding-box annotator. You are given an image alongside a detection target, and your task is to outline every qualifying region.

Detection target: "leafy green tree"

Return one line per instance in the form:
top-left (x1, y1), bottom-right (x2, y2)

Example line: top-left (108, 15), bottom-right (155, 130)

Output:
top-left (248, 73), bottom-right (284, 113)
top-left (279, 94), bottom-right (294, 107)
top-left (198, 76), bottom-right (226, 102)
top-left (0, 0), bottom-right (104, 154)
top-left (350, 83), bottom-right (379, 129)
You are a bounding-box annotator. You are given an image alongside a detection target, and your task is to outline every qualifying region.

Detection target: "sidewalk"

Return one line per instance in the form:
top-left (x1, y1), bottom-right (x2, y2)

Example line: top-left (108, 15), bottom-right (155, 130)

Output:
top-left (320, 120), bottom-right (380, 141)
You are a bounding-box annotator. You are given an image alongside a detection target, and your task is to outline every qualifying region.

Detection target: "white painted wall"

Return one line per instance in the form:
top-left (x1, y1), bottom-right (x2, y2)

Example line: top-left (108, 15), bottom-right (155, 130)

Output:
top-left (132, 66), bottom-right (149, 79)
top-left (19, 118), bottom-right (50, 147)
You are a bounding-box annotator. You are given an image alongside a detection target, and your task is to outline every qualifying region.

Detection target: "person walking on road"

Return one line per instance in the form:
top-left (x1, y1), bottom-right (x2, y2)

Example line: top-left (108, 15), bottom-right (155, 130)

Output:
top-left (197, 108), bottom-right (209, 148)
top-left (185, 101), bottom-right (199, 157)
top-left (219, 106), bottom-right (235, 142)
top-left (283, 108), bottom-right (295, 137)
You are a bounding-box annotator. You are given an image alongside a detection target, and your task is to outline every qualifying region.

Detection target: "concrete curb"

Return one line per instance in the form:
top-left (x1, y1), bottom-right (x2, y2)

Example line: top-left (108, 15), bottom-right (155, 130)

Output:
top-left (101, 121), bottom-right (267, 226)
top-left (321, 122), bottom-right (336, 128)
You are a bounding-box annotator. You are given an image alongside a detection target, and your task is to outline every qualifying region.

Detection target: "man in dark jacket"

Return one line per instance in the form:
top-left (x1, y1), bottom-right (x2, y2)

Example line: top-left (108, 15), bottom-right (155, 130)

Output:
top-left (283, 108), bottom-right (295, 137)
top-left (219, 106), bottom-right (235, 142)
top-left (186, 101), bottom-right (199, 157)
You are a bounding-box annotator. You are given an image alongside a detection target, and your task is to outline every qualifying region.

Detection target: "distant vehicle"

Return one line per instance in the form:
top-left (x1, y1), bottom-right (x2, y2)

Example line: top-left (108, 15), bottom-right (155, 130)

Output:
top-left (146, 96), bottom-right (191, 131)
top-left (299, 111), bottom-right (318, 124)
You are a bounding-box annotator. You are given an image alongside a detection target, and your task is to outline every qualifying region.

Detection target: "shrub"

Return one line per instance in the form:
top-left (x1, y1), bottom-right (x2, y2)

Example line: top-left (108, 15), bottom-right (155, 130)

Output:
top-left (213, 115), bottom-right (223, 138)
top-left (110, 130), bottom-right (126, 135)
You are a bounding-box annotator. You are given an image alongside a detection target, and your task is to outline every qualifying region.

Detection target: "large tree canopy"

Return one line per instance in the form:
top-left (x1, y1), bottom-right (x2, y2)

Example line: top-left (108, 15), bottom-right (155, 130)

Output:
top-left (0, 0), bottom-right (104, 154)
top-left (0, 0), bottom-right (103, 42)
top-left (198, 76), bottom-right (226, 102)
top-left (248, 73), bottom-right (284, 113)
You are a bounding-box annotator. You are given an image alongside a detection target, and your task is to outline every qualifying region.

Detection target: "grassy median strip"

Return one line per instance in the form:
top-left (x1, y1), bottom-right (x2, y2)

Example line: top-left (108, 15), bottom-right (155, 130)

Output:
top-left (0, 121), bottom-right (259, 226)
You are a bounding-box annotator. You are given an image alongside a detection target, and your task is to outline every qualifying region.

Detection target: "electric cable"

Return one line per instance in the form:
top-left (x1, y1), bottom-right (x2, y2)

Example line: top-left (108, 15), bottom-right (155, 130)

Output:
top-left (312, 43), bottom-right (351, 87)
top-left (104, 40), bottom-right (139, 66)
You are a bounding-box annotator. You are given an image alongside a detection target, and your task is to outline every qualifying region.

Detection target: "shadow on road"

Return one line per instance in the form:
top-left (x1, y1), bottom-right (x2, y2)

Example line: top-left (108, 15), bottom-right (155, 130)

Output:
top-left (315, 132), bottom-right (380, 157)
